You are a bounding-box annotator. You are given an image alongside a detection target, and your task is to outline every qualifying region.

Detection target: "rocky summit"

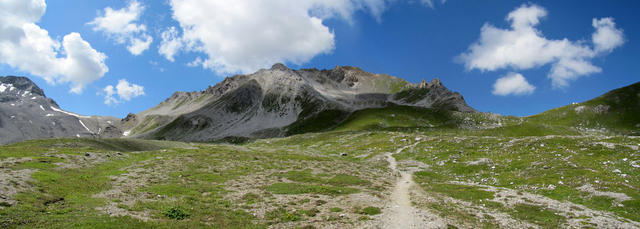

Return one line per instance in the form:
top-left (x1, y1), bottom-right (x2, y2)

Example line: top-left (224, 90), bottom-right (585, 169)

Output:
top-left (122, 64), bottom-right (476, 142)
top-left (0, 76), bottom-right (121, 144)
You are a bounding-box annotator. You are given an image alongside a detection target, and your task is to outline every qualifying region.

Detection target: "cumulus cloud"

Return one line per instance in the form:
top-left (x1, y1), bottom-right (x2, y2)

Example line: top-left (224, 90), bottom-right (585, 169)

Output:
top-left (159, 0), bottom-right (401, 74)
top-left (0, 0), bottom-right (108, 93)
top-left (492, 72), bottom-right (535, 96)
top-left (103, 79), bottom-right (145, 105)
top-left (458, 4), bottom-right (624, 88)
top-left (592, 18), bottom-right (625, 53)
top-left (88, 0), bottom-right (152, 55)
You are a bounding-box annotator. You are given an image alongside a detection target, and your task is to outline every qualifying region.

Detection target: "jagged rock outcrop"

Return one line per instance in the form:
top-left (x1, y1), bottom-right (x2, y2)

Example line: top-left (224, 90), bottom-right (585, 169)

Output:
top-left (126, 64), bottom-right (476, 142)
top-left (0, 76), bottom-right (121, 144)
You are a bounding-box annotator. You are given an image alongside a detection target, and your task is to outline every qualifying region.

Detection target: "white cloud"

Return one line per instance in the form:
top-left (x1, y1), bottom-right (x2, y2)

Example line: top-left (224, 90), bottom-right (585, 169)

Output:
top-left (103, 79), bottom-right (145, 105)
top-left (592, 18), bottom-right (624, 53)
top-left (492, 72), bottom-right (535, 96)
top-left (158, 26), bottom-right (183, 62)
top-left (160, 0), bottom-right (400, 74)
top-left (459, 4), bottom-right (624, 88)
top-left (187, 57), bottom-right (203, 67)
top-left (103, 85), bottom-right (118, 105)
top-left (420, 0), bottom-right (446, 8)
top-left (88, 0), bottom-right (152, 55)
top-left (0, 0), bottom-right (108, 93)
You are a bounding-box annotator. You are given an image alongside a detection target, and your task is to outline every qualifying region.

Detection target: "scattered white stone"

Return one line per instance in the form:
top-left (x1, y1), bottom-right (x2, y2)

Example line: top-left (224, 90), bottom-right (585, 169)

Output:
top-left (623, 158), bottom-right (628, 162)
top-left (574, 105), bottom-right (586, 113)
top-left (45, 114), bottom-right (54, 117)
top-left (76, 134), bottom-right (80, 138)
top-left (31, 96), bottom-right (36, 100)
top-left (613, 169), bottom-right (621, 173)
top-left (122, 130), bottom-right (131, 136)
top-left (558, 181), bottom-right (564, 185)
top-left (597, 142), bottom-right (615, 149)
top-left (10, 103), bottom-right (15, 106)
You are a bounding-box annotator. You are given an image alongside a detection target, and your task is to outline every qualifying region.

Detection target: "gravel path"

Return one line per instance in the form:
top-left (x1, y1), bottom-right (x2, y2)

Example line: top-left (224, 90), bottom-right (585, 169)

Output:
top-left (379, 142), bottom-right (444, 229)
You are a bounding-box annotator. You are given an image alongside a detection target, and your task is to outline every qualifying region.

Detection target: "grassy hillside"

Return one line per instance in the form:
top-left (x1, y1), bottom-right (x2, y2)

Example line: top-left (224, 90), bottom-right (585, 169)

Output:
top-left (527, 82), bottom-right (640, 135)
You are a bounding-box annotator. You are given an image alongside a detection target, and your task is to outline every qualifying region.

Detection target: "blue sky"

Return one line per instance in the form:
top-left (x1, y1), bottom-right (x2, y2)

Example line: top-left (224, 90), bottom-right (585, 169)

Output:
top-left (0, 0), bottom-right (638, 118)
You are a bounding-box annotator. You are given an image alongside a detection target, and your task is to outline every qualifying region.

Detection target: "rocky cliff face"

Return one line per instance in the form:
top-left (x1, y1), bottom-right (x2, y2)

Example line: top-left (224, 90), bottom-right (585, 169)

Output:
top-left (0, 76), bottom-right (121, 144)
top-left (126, 64), bottom-right (476, 142)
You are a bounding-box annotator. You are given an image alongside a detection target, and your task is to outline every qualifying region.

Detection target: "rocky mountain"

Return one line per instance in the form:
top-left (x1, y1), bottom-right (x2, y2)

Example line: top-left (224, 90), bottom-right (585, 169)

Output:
top-left (0, 76), bottom-right (121, 144)
top-left (123, 64), bottom-right (476, 142)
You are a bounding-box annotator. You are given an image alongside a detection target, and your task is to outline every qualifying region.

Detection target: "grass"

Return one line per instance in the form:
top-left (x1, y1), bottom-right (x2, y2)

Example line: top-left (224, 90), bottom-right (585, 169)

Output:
top-left (359, 206), bottom-right (381, 215)
top-left (265, 183), bottom-right (359, 195)
top-left (509, 204), bottom-right (566, 228)
top-left (163, 206), bottom-right (190, 220)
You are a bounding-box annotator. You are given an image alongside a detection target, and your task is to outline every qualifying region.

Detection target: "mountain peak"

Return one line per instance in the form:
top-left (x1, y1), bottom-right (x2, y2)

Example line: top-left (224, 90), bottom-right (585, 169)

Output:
top-left (429, 78), bottom-right (442, 88)
top-left (0, 76), bottom-right (46, 97)
top-left (270, 63), bottom-right (289, 71)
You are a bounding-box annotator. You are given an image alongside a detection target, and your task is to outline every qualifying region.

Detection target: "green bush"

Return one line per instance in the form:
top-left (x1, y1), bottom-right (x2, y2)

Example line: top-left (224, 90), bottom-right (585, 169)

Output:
top-left (163, 206), bottom-right (190, 220)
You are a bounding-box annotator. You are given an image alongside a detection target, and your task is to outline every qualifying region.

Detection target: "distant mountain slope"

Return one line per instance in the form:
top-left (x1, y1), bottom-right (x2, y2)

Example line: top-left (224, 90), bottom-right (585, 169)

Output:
top-left (527, 81), bottom-right (640, 135)
top-left (0, 76), bottom-right (121, 144)
top-left (316, 81), bottom-right (640, 136)
top-left (125, 64), bottom-right (476, 142)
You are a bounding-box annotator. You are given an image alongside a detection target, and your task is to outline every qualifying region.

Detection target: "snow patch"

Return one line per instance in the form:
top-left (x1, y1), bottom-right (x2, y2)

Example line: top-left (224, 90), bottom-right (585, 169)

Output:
top-left (39, 105), bottom-right (45, 111)
top-left (76, 134), bottom-right (80, 138)
top-left (31, 96), bottom-right (37, 100)
top-left (78, 120), bottom-right (94, 134)
top-left (122, 130), bottom-right (131, 136)
top-left (0, 83), bottom-right (9, 92)
top-left (45, 114), bottom-right (54, 117)
top-left (50, 106), bottom-right (90, 118)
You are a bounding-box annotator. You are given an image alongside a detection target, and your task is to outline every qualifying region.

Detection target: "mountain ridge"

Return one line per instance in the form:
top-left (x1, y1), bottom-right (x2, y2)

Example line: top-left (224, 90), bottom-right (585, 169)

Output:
top-left (124, 63), bottom-right (476, 142)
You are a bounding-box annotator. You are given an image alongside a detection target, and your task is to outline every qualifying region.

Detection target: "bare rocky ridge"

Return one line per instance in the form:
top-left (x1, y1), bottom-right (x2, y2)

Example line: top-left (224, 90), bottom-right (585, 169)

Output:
top-left (1, 64), bottom-right (476, 144)
top-left (0, 76), bottom-right (121, 144)
top-left (125, 63), bottom-right (476, 142)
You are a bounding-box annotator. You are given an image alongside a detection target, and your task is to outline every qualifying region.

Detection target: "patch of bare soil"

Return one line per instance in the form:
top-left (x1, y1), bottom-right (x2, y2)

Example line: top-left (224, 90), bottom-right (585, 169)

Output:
top-left (0, 157), bottom-right (36, 207)
top-left (223, 156), bottom-right (393, 228)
